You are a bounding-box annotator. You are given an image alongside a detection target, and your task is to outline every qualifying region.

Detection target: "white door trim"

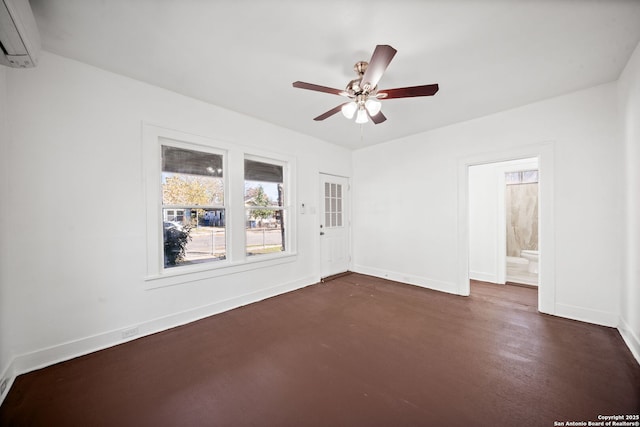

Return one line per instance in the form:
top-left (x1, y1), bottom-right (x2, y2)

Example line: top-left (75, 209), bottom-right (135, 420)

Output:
top-left (457, 142), bottom-right (555, 315)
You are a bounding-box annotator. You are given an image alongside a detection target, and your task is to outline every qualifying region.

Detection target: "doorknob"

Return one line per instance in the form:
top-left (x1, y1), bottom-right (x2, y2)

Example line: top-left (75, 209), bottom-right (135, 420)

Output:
top-left (320, 232), bottom-right (325, 236)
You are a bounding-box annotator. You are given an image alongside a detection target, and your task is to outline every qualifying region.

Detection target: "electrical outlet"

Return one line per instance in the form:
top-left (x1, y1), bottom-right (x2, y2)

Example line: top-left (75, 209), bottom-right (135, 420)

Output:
top-left (121, 327), bottom-right (139, 339)
top-left (1, 378), bottom-right (7, 395)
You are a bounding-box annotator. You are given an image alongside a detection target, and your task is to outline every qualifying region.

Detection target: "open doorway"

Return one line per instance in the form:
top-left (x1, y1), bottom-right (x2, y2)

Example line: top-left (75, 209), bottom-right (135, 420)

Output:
top-left (468, 158), bottom-right (539, 287)
top-left (457, 143), bottom-right (555, 315)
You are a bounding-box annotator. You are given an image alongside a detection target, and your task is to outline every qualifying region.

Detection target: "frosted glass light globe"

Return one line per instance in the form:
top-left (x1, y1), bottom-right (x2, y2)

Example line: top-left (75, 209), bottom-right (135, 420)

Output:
top-left (355, 108), bottom-right (368, 124)
top-left (341, 102), bottom-right (357, 119)
top-left (365, 98), bottom-right (381, 115)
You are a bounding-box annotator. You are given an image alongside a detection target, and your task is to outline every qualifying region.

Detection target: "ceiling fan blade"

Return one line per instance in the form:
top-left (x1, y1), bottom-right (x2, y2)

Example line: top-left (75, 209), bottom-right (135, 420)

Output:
top-left (313, 103), bottom-right (348, 121)
top-left (360, 45), bottom-right (397, 91)
top-left (368, 111), bottom-right (387, 124)
top-left (293, 81), bottom-right (347, 96)
top-left (378, 84), bottom-right (439, 99)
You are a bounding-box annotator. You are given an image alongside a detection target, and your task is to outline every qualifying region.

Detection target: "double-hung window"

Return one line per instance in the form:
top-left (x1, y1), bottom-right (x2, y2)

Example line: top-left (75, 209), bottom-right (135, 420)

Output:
top-left (144, 124), bottom-right (296, 286)
top-left (244, 157), bottom-right (286, 256)
top-left (161, 145), bottom-right (226, 268)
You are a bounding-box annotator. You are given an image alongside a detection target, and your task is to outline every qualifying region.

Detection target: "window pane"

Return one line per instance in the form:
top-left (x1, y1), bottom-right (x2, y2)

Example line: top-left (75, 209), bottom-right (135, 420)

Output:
top-left (246, 209), bottom-right (284, 256)
top-left (162, 146), bottom-right (224, 206)
top-left (244, 160), bottom-right (284, 208)
top-left (163, 208), bottom-right (226, 268)
top-left (505, 169), bottom-right (538, 185)
top-left (522, 170), bottom-right (538, 183)
top-left (505, 172), bottom-right (520, 184)
top-left (163, 145), bottom-right (223, 176)
top-left (245, 159), bottom-right (283, 182)
top-left (245, 181), bottom-right (283, 207)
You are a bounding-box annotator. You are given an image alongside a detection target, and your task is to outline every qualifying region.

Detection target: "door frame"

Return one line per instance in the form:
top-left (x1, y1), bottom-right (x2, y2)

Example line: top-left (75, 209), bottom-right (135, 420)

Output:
top-left (457, 142), bottom-right (555, 315)
top-left (319, 172), bottom-right (351, 279)
top-left (468, 157), bottom-right (538, 286)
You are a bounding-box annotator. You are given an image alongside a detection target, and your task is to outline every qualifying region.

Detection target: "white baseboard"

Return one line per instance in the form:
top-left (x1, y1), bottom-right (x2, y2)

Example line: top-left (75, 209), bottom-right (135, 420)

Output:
top-left (352, 265), bottom-right (460, 295)
top-left (618, 317), bottom-right (640, 365)
top-left (0, 275), bottom-right (317, 406)
top-left (469, 271), bottom-right (498, 283)
top-left (554, 302), bottom-right (618, 328)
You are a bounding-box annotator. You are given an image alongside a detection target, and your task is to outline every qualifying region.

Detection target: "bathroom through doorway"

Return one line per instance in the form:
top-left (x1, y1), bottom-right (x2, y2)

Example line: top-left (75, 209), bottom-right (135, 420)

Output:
top-left (468, 157), bottom-right (539, 288)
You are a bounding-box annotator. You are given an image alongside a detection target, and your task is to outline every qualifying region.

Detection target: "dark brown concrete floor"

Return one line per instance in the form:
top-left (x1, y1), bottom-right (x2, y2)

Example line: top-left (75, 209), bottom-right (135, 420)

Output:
top-left (1, 273), bottom-right (638, 426)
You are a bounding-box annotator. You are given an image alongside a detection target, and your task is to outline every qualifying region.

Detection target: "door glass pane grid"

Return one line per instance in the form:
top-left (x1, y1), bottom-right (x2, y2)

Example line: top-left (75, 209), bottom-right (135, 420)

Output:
top-left (324, 183), bottom-right (343, 228)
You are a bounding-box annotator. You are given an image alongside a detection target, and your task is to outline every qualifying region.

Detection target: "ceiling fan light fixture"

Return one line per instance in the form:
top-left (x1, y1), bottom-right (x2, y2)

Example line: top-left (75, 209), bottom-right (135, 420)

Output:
top-left (355, 107), bottom-right (368, 124)
top-left (292, 44), bottom-right (439, 126)
top-left (365, 98), bottom-right (381, 115)
top-left (341, 102), bottom-right (357, 119)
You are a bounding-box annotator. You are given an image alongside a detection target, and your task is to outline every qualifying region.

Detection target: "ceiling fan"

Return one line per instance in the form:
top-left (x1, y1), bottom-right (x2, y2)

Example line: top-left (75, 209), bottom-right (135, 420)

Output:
top-left (293, 45), bottom-right (439, 125)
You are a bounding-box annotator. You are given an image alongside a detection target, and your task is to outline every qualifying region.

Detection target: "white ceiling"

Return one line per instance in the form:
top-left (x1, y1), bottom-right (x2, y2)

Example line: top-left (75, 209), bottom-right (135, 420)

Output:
top-left (29, 0), bottom-right (640, 149)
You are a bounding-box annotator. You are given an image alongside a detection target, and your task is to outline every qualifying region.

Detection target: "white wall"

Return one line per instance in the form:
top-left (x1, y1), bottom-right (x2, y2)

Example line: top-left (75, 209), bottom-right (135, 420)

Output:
top-left (618, 41), bottom-right (640, 360)
top-left (0, 52), bottom-right (352, 388)
top-left (469, 158), bottom-right (538, 284)
top-left (353, 82), bottom-right (623, 326)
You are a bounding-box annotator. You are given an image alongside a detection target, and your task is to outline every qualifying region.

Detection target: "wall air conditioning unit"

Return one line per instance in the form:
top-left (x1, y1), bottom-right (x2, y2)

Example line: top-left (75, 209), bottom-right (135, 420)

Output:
top-left (0, 0), bottom-right (40, 68)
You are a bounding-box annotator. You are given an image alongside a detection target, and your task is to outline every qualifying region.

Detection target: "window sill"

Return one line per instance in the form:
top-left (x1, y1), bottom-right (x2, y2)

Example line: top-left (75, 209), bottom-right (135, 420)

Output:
top-left (144, 252), bottom-right (297, 290)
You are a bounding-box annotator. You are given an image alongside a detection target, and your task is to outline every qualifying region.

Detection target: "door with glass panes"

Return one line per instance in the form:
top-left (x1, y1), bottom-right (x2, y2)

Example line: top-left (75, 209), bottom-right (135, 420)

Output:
top-left (320, 174), bottom-right (350, 278)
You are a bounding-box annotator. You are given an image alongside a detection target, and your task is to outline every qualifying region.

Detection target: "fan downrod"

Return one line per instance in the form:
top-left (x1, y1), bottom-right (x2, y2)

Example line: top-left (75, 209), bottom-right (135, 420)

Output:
top-left (354, 61), bottom-right (368, 75)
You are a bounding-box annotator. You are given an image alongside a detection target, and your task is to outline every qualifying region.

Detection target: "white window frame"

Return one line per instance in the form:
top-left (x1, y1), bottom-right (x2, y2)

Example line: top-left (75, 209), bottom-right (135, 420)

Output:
top-left (161, 140), bottom-right (228, 266)
top-left (244, 154), bottom-right (289, 257)
top-left (143, 124), bottom-right (297, 289)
